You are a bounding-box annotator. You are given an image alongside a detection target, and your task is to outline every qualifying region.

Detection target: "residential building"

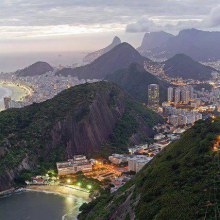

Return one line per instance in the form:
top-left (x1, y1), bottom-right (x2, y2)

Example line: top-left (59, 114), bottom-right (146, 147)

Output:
top-left (148, 84), bottom-right (159, 109)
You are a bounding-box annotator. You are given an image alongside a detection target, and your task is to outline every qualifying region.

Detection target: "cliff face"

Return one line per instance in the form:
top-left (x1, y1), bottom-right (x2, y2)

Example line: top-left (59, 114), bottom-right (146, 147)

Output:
top-left (0, 81), bottom-right (162, 191)
top-left (47, 91), bottom-right (124, 157)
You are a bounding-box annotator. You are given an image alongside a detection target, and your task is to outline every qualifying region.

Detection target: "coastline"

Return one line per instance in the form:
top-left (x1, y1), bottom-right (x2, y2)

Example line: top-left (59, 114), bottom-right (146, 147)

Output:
top-left (0, 81), bottom-right (33, 111)
top-left (25, 185), bottom-right (90, 201)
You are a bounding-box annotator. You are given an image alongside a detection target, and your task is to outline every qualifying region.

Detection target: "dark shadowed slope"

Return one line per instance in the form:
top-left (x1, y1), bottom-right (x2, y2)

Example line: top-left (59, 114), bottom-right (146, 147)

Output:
top-left (79, 117), bottom-right (220, 220)
top-left (163, 54), bottom-right (218, 80)
top-left (105, 63), bottom-right (170, 103)
top-left (56, 43), bottom-right (151, 79)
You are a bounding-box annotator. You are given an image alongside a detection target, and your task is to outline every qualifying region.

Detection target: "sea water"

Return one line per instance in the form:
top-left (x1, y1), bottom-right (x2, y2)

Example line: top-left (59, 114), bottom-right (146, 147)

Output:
top-left (0, 191), bottom-right (86, 220)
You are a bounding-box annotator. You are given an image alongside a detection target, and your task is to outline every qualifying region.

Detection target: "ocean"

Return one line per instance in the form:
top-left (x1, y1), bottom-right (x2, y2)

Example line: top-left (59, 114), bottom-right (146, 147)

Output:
top-left (0, 191), bottom-right (86, 220)
top-left (0, 51), bottom-right (87, 73)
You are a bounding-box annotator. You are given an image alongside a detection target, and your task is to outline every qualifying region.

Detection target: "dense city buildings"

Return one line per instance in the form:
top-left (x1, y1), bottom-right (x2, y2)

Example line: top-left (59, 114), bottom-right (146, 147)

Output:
top-left (167, 87), bottom-right (174, 102)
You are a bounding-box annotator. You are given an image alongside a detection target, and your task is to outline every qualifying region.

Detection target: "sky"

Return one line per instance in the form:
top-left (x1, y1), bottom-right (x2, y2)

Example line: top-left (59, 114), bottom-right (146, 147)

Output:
top-left (0, 0), bottom-right (220, 54)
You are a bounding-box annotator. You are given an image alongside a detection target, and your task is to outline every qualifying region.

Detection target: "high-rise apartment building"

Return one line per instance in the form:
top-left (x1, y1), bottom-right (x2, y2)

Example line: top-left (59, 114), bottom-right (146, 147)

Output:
top-left (148, 84), bottom-right (159, 109)
top-left (167, 87), bottom-right (174, 102)
top-left (174, 88), bottom-right (181, 104)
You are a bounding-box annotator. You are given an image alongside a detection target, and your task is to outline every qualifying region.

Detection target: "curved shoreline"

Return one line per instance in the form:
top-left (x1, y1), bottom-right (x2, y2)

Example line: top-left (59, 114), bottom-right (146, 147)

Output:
top-left (0, 81), bottom-right (33, 111)
top-left (0, 81), bottom-right (33, 100)
top-left (25, 185), bottom-right (90, 201)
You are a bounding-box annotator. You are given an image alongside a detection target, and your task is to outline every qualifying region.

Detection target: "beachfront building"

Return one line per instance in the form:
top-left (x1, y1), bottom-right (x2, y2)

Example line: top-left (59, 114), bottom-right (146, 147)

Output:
top-left (4, 96), bottom-right (24, 109)
top-left (56, 155), bottom-right (92, 176)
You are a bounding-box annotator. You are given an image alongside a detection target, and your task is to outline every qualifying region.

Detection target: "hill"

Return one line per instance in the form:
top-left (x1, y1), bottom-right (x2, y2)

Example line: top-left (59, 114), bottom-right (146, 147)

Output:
top-left (105, 63), bottom-right (170, 103)
top-left (16, 61), bottom-right (54, 77)
top-left (56, 43), bottom-right (151, 79)
top-left (139, 29), bottom-right (220, 61)
top-left (83, 36), bottom-right (121, 64)
top-left (78, 117), bottom-right (220, 220)
top-left (163, 54), bottom-right (217, 80)
top-left (0, 81), bottom-right (163, 191)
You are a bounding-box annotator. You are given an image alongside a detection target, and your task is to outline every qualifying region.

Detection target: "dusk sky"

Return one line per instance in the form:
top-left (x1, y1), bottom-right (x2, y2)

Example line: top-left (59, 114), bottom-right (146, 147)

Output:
top-left (1, 0), bottom-right (220, 53)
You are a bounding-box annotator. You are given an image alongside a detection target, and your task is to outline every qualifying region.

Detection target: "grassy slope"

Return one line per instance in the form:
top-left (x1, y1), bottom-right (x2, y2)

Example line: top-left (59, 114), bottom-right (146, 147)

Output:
top-left (79, 117), bottom-right (220, 220)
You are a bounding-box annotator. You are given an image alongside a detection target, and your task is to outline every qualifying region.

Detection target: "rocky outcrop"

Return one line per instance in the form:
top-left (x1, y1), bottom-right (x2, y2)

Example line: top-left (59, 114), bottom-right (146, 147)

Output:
top-left (46, 90), bottom-right (125, 158)
top-left (0, 157), bottom-right (34, 191)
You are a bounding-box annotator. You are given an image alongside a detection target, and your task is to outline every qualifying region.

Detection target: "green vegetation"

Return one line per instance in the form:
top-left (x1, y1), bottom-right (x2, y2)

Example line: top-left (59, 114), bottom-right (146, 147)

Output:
top-left (78, 117), bottom-right (220, 220)
top-left (0, 82), bottom-right (97, 175)
top-left (0, 81), bottom-right (162, 190)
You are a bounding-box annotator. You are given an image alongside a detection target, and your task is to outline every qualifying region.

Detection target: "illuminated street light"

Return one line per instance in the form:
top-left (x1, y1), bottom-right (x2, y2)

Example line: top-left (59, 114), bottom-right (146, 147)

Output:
top-left (67, 179), bottom-right (71, 184)
top-left (87, 185), bottom-right (92, 190)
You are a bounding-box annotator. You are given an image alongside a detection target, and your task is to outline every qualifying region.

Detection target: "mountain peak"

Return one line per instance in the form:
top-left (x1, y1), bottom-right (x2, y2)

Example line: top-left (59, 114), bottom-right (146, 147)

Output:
top-left (112, 36), bottom-right (121, 44)
top-left (57, 42), bottom-right (150, 79)
top-left (83, 36), bottom-right (121, 64)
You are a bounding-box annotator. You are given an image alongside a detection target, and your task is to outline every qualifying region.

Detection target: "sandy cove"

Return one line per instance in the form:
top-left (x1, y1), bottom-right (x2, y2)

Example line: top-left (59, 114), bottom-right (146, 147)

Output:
top-left (26, 185), bottom-right (90, 201)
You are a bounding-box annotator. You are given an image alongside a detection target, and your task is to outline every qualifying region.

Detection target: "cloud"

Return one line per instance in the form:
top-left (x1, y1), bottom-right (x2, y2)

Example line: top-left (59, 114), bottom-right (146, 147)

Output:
top-left (126, 17), bottom-right (159, 33)
top-left (0, 0), bottom-right (220, 52)
top-left (126, 16), bottom-right (203, 33)
top-left (206, 5), bottom-right (220, 27)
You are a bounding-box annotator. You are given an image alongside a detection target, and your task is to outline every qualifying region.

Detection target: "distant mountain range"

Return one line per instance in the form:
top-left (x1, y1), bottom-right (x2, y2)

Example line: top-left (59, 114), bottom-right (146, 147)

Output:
top-left (15, 42), bottom-right (217, 81)
top-left (16, 61), bottom-right (53, 77)
top-left (162, 54), bottom-right (218, 80)
top-left (56, 43), bottom-right (151, 79)
top-left (83, 36), bottom-right (121, 64)
top-left (138, 29), bottom-right (220, 61)
top-left (0, 81), bottom-right (163, 191)
top-left (105, 63), bottom-right (170, 103)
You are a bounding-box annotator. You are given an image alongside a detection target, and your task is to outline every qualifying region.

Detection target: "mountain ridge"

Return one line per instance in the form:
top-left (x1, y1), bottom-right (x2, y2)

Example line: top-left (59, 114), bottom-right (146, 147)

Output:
top-left (139, 29), bottom-right (220, 61)
top-left (56, 43), bottom-right (151, 79)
